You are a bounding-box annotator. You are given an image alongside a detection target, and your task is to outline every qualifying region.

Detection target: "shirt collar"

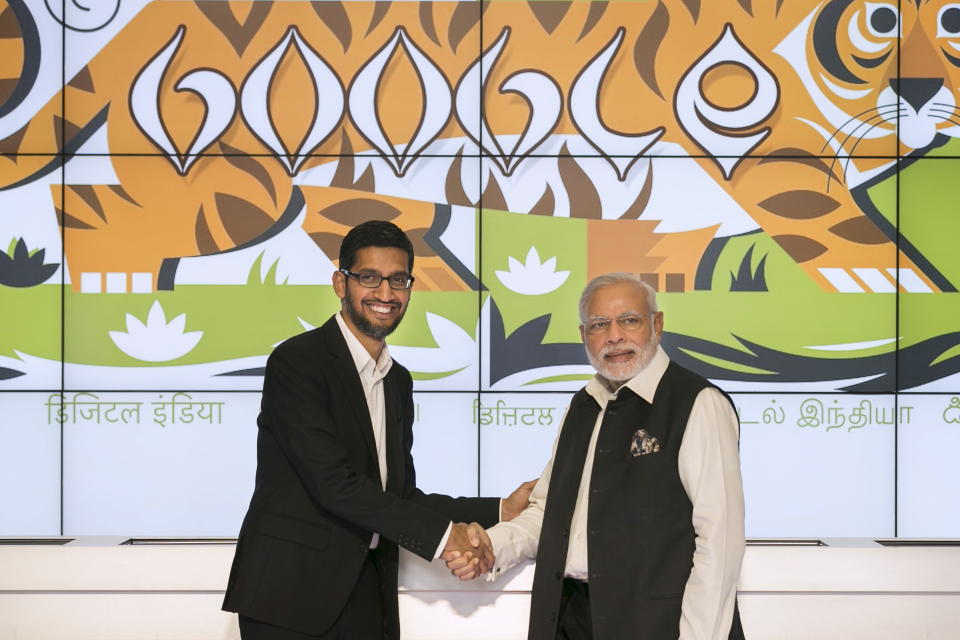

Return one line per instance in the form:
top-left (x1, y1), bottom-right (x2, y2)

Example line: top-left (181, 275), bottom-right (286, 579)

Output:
top-left (335, 311), bottom-right (393, 379)
top-left (585, 344), bottom-right (669, 405)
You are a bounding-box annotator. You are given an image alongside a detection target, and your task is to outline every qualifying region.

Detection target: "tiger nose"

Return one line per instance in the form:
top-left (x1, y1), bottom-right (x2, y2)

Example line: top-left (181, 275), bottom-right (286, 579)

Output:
top-left (890, 78), bottom-right (944, 113)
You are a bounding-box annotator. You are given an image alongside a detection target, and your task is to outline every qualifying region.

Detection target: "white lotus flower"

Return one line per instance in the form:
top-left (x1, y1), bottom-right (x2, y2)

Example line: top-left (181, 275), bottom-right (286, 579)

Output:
top-left (495, 246), bottom-right (570, 295)
top-left (109, 301), bottom-right (203, 362)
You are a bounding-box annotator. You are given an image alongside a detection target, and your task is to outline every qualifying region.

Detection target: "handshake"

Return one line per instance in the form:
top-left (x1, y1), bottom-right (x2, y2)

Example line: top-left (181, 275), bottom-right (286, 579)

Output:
top-left (439, 478), bottom-right (537, 580)
top-left (441, 522), bottom-right (493, 581)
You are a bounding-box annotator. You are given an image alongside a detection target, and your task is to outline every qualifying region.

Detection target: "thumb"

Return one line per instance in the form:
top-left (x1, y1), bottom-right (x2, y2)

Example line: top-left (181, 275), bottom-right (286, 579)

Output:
top-left (467, 523), bottom-right (481, 547)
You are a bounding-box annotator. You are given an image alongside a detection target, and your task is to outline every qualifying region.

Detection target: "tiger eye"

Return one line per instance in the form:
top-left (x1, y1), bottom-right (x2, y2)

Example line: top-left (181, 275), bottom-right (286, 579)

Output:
top-left (943, 8), bottom-right (960, 35)
top-left (870, 7), bottom-right (897, 34)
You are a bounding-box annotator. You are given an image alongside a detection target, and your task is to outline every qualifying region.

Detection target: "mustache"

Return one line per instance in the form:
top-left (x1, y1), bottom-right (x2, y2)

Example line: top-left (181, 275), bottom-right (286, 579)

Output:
top-left (600, 345), bottom-right (637, 358)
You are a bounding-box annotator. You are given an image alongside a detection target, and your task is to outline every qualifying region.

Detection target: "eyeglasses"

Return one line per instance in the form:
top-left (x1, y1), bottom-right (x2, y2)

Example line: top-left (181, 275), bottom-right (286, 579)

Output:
top-left (583, 312), bottom-right (654, 335)
top-left (339, 268), bottom-right (415, 290)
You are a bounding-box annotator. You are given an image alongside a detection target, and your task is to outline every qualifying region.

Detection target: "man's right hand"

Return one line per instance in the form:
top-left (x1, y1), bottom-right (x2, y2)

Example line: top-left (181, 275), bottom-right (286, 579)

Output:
top-left (441, 522), bottom-right (494, 580)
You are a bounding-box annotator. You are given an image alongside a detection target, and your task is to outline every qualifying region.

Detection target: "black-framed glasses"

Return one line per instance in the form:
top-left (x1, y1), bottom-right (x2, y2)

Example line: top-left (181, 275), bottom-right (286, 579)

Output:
top-left (339, 268), bottom-right (415, 290)
top-left (583, 312), bottom-right (655, 335)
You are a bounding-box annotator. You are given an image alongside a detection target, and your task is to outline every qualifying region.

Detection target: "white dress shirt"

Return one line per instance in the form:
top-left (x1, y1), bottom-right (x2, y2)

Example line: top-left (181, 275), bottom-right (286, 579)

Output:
top-left (335, 313), bottom-right (457, 558)
top-left (336, 313), bottom-right (392, 548)
top-left (486, 345), bottom-right (745, 640)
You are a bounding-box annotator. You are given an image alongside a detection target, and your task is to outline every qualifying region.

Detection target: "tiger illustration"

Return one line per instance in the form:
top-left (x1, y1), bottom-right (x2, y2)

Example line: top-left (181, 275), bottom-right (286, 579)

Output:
top-left (0, 0), bottom-right (956, 294)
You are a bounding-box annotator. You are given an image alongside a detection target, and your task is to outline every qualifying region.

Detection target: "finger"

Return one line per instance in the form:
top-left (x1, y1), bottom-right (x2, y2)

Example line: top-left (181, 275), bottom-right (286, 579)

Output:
top-left (452, 557), bottom-right (479, 577)
top-left (445, 555), bottom-right (471, 571)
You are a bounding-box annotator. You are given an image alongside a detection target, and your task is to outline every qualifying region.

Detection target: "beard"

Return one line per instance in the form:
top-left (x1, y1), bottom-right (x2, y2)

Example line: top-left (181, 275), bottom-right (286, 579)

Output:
top-left (343, 289), bottom-right (406, 341)
top-left (586, 327), bottom-right (659, 385)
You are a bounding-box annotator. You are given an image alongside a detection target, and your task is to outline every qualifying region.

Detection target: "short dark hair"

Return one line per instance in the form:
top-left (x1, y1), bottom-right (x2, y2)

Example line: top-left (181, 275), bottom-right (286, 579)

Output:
top-left (339, 220), bottom-right (414, 272)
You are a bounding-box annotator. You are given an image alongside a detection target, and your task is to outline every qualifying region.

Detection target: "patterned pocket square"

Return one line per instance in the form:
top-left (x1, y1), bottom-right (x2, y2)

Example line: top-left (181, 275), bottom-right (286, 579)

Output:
top-left (630, 428), bottom-right (661, 456)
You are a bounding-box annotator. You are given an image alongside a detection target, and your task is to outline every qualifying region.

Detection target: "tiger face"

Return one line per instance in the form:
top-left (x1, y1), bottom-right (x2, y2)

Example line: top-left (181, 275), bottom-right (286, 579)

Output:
top-left (779, 0), bottom-right (960, 158)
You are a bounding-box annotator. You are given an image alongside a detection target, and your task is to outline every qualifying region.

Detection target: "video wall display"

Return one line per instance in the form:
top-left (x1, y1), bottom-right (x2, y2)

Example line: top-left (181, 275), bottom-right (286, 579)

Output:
top-left (1, 0), bottom-right (959, 536)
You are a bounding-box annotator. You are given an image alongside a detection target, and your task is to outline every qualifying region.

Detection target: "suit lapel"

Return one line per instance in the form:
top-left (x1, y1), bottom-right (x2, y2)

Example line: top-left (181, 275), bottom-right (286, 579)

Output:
top-left (322, 318), bottom-right (379, 468)
top-left (383, 370), bottom-right (405, 494)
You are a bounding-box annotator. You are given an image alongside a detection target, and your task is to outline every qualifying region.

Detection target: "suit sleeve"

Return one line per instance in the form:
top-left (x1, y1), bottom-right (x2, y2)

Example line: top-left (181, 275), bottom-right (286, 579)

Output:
top-left (398, 372), bottom-right (501, 529)
top-left (677, 387), bottom-right (745, 640)
top-left (260, 345), bottom-right (451, 561)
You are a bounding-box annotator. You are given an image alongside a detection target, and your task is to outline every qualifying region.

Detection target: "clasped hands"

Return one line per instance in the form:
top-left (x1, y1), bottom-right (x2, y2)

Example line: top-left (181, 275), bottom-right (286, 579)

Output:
top-left (441, 522), bottom-right (493, 581)
top-left (441, 478), bottom-right (538, 580)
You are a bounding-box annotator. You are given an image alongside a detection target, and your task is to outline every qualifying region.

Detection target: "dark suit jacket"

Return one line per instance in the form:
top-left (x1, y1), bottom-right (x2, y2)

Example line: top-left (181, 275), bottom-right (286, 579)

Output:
top-left (223, 316), bottom-right (499, 636)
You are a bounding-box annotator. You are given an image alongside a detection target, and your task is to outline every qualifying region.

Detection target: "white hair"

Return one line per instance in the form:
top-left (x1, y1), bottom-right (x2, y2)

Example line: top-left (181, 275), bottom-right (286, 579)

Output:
top-left (578, 272), bottom-right (658, 323)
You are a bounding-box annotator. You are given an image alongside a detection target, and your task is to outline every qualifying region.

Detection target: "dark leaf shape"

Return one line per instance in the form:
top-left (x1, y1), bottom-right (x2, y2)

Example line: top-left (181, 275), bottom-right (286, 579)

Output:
top-left (620, 162), bottom-right (654, 219)
top-left (680, 0), bottom-right (700, 21)
top-left (480, 172), bottom-right (508, 211)
top-left (195, 205), bottom-right (219, 254)
top-left (576, 3), bottom-right (608, 42)
top-left (406, 227), bottom-right (435, 257)
top-left (195, 0), bottom-right (273, 56)
top-left (0, 238), bottom-right (59, 287)
top-left (772, 234), bottom-right (827, 263)
top-left (448, 1), bottom-right (483, 52)
top-left (366, 1), bottom-right (391, 36)
top-left (558, 145), bottom-right (601, 218)
top-left (530, 185), bottom-right (555, 216)
top-left (758, 190), bottom-right (840, 219)
top-left (0, 121), bottom-right (28, 154)
top-left (634, 2), bottom-right (669, 99)
top-left (311, 1), bottom-right (352, 51)
top-left (419, 2), bottom-right (441, 46)
top-left (216, 194), bottom-right (275, 245)
top-left (221, 144), bottom-right (278, 205)
top-left (68, 185), bottom-right (106, 222)
top-left (829, 217), bottom-right (889, 245)
top-left (67, 66), bottom-right (95, 93)
top-left (445, 150), bottom-right (472, 206)
top-left (316, 198), bottom-right (401, 225)
top-left (308, 232), bottom-right (344, 260)
top-left (354, 163), bottom-right (376, 192)
top-left (0, 366), bottom-right (25, 380)
top-left (528, 1), bottom-right (571, 35)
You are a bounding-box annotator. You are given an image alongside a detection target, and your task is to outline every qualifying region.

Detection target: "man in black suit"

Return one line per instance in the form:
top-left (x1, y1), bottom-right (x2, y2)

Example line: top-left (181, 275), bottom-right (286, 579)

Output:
top-left (449, 273), bottom-right (746, 640)
top-left (223, 220), bottom-right (531, 639)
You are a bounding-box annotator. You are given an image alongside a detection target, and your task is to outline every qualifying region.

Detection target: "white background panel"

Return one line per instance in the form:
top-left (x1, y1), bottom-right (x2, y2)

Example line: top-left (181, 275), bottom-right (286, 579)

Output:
top-left (897, 394), bottom-right (960, 537)
top-left (478, 393), bottom-right (571, 498)
top-left (410, 393), bottom-right (479, 499)
top-left (61, 391), bottom-right (258, 536)
top-left (0, 393), bottom-right (61, 535)
top-left (736, 393), bottom-right (896, 538)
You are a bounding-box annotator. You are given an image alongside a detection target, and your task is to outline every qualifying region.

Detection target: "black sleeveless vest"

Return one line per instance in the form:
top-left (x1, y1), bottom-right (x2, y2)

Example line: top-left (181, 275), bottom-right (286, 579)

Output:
top-left (527, 361), bottom-right (745, 640)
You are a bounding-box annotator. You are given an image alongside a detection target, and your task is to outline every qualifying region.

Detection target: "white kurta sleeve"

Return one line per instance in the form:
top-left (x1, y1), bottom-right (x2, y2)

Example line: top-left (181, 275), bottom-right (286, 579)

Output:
top-left (677, 387), bottom-right (745, 640)
top-left (484, 425), bottom-right (564, 579)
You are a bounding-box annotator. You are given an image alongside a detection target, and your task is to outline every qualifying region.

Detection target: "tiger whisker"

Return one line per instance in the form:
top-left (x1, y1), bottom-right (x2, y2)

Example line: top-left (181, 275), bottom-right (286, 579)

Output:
top-left (827, 106), bottom-right (901, 159)
top-left (843, 119), bottom-right (893, 180)
top-left (826, 108), bottom-right (901, 190)
top-left (929, 107), bottom-right (960, 119)
top-left (930, 114), bottom-right (960, 128)
top-left (819, 104), bottom-right (900, 153)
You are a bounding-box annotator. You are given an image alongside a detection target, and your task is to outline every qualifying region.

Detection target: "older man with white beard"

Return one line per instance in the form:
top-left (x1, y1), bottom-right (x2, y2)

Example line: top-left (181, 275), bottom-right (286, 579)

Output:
top-left (448, 272), bottom-right (747, 640)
